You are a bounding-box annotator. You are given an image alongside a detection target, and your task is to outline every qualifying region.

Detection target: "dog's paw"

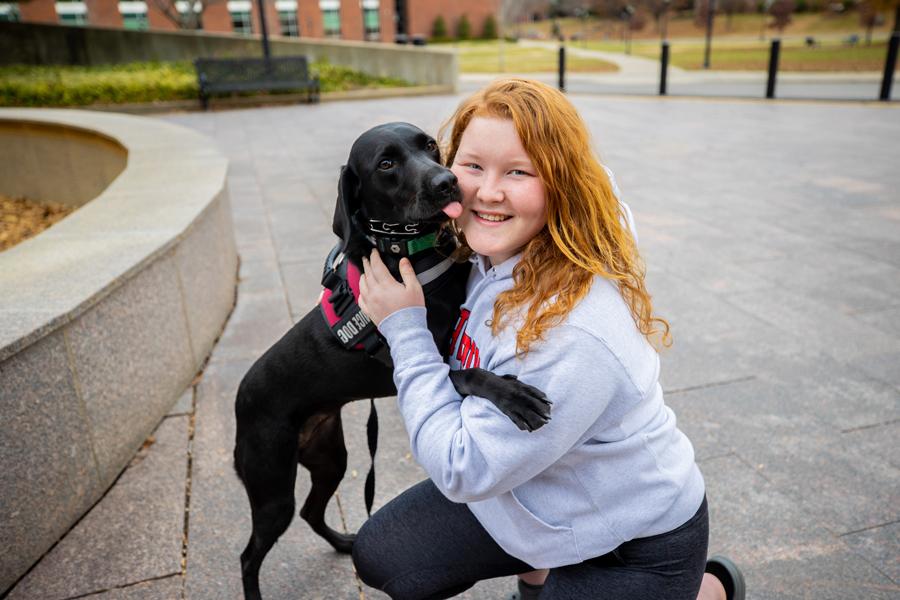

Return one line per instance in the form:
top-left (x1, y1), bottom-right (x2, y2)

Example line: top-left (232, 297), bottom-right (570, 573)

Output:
top-left (499, 374), bottom-right (552, 432)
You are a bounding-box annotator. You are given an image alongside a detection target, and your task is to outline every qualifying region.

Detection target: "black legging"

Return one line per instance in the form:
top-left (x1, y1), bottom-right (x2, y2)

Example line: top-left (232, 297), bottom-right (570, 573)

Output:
top-left (352, 480), bottom-right (709, 600)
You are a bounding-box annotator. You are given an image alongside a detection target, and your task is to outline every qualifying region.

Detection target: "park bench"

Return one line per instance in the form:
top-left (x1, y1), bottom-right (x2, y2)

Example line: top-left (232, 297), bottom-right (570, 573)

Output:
top-left (193, 56), bottom-right (320, 110)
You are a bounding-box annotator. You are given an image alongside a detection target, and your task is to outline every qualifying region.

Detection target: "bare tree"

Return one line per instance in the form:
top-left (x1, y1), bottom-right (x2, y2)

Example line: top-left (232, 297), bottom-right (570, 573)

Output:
top-left (718, 0), bottom-right (752, 29)
top-left (147, 0), bottom-right (226, 30)
top-left (869, 0), bottom-right (900, 32)
top-left (858, 0), bottom-right (878, 44)
top-left (769, 0), bottom-right (795, 33)
top-left (641, 0), bottom-right (670, 34)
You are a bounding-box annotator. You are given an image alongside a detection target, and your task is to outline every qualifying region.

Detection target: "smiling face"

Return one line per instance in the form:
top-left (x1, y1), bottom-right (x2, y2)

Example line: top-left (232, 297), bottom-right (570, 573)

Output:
top-left (451, 116), bottom-right (547, 267)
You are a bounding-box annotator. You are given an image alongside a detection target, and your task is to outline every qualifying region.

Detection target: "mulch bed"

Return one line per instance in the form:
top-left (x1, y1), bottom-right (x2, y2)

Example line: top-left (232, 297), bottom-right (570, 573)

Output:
top-left (0, 194), bottom-right (75, 252)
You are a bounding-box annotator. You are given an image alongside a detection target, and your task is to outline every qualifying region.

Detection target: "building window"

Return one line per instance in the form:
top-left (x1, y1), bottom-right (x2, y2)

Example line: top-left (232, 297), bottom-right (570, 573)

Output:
top-left (231, 10), bottom-right (251, 33)
top-left (56, 1), bottom-right (88, 25)
top-left (275, 0), bottom-right (298, 35)
top-left (363, 0), bottom-right (379, 40)
top-left (278, 11), bottom-right (298, 36)
top-left (119, 1), bottom-right (148, 29)
top-left (226, 0), bottom-right (253, 34)
top-left (320, 0), bottom-right (339, 37)
top-left (0, 3), bottom-right (21, 22)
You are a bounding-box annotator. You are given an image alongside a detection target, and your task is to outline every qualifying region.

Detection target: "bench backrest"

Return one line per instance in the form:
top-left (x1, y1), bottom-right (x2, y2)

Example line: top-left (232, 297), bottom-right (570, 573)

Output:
top-left (194, 56), bottom-right (313, 87)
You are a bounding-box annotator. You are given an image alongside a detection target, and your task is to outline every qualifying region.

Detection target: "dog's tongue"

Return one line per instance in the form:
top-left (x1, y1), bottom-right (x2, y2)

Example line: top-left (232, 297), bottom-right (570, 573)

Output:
top-left (442, 201), bottom-right (463, 219)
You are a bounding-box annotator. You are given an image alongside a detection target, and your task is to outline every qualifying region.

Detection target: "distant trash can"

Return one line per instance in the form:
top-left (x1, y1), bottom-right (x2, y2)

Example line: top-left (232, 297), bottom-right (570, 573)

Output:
top-left (411, 34), bottom-right (427, 46)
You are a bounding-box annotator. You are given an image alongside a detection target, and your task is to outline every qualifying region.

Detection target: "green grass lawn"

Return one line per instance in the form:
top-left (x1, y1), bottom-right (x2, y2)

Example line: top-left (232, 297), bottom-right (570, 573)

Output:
top-left (442, 40), bottom-right (618, 73)
top-left (0, 60), bottom-right (410, 107)
top-left (581, 38), bottom-right (896, 71)
top-left (520, 12), bottom-right (893, 42)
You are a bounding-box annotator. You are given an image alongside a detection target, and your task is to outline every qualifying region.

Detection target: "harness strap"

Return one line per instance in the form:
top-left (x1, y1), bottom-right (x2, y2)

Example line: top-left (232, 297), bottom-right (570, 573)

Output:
top-left (364, 397), bottom-right (378, 517)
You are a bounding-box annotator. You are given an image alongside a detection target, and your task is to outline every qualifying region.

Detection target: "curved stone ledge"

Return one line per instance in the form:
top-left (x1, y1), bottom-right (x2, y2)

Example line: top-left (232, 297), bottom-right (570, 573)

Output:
top-left (0, 108), bottom-right (237, 592)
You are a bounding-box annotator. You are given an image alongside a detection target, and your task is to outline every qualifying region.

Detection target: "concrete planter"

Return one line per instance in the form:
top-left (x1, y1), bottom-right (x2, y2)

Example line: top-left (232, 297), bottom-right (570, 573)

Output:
top-left (0, 109), bottom-right (237, 593)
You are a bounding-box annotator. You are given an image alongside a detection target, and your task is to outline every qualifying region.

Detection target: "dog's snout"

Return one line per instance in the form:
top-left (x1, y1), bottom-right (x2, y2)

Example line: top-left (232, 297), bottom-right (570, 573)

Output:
top-left (431, 171), bottom-right (458, 196)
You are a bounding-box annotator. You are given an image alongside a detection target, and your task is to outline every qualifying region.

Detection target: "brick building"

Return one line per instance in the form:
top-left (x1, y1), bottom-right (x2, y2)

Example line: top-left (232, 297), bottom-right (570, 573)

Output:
top-left (0, 0), bottom-right (498, 43)
top-left (396, 0), bottom-right (499, 41)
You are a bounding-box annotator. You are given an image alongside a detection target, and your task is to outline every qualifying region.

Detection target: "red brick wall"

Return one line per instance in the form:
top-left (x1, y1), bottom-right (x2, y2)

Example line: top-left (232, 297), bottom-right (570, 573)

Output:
top-left (18, 0), bottom-right (59, 24)
top-left (147, 3), bottom-right (179, 30)
top-left (296, 0), bottom-right (321, 37)
top-left (377, 0), bottom-right (394, 43)
top-left (85, 0), bottom-right (123, 26)
top-left (339, 0), bottom-right (362, 40)
top-left (203, 1), bottom-right (234, 33)
top-left (262, 0), bottom-right (280, 36)
top-left (407, 0), bottom-right (499, 40)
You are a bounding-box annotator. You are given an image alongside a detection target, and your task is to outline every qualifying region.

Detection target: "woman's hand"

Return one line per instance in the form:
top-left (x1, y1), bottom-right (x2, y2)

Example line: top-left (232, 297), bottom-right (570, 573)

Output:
top-left (358, 250), bottom-right (424, 327)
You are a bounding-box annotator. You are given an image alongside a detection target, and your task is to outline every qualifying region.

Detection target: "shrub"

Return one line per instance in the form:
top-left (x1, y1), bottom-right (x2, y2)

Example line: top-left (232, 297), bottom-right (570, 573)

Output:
top-left (432, 14), bottom-right (448, 40)
top-left (0, 60), bottom-right (409, 107)
top-left (481, 14), bottom-right (498, 39)
top-left (456, 14), bottom-right (471, 40)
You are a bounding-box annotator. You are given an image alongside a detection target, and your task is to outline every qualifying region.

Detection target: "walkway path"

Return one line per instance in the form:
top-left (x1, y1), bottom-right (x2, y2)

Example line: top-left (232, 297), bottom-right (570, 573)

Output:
top-left (6, 93), bottom-right (900, 600)
top-left (470, 40), bottom-right (890, 100)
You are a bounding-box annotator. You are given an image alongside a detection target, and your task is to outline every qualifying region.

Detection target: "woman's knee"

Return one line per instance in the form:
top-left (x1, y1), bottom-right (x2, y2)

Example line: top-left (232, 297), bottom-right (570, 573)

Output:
top-left (351, 519), bottom-right (388, 590)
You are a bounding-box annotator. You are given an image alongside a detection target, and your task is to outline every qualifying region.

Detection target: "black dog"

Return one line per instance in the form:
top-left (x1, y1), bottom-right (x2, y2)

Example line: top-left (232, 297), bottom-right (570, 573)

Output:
top-left (233, 122), bottom-right (551, 600)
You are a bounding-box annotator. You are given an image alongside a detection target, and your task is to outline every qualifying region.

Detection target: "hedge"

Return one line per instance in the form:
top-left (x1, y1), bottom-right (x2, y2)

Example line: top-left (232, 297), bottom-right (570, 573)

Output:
top-left (0, 59), bottom-right (410, 107)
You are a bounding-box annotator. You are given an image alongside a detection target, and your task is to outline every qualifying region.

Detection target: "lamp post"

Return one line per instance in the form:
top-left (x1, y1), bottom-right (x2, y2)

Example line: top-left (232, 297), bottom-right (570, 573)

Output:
top-left (621, 5), bottom-right (635, 55)
top-left (703, 0), bottom-right (715, 69)
top-left (256, 0), bottom-right (271, 62)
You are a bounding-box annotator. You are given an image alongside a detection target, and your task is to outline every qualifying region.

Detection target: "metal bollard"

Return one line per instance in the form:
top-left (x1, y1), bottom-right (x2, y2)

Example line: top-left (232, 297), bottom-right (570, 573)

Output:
top-left (660, 41), bottom-right (670, 95)
top-left (559, 45), bottom-right (566, 92)
top-left (766, 38), bottom-right (781, 99)
top-left (880, 32), bottom-right (899, 101)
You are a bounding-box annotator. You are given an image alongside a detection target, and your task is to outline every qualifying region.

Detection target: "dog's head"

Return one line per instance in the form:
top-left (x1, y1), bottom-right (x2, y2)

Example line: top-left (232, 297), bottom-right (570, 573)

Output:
top-left (333, 122), bottom-right (460, 252)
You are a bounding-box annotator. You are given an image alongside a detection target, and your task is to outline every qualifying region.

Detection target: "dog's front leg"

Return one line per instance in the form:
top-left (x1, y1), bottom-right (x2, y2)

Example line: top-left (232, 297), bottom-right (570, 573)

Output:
top-left (448, 369), bottom-right (552, 432)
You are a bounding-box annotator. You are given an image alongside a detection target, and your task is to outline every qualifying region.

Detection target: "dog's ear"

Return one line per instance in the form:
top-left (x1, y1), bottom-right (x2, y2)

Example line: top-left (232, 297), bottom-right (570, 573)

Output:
top-left (333, 164), bottom-right (359, 250)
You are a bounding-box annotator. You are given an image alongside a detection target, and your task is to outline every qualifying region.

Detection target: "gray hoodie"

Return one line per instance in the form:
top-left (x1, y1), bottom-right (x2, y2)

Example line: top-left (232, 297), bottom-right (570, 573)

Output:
top-left (378, 202), bottom-right (705, 569)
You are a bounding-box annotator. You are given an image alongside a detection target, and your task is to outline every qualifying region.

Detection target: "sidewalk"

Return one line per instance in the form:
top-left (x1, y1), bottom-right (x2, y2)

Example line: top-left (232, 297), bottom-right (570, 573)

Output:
top-left (7, 93), bottom-right (899, 599)
top-left (465, 41), bottom-right (891, 100)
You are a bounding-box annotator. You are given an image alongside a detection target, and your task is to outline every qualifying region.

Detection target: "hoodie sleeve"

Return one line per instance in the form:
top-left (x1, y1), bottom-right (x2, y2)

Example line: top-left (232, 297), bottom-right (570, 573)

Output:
top-left (378, 305), bottom-right (635, 503)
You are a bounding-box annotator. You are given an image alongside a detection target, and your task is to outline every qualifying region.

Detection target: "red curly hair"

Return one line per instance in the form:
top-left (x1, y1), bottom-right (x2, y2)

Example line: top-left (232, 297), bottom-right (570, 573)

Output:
top-left (440, 78), bottom-right (671, 355)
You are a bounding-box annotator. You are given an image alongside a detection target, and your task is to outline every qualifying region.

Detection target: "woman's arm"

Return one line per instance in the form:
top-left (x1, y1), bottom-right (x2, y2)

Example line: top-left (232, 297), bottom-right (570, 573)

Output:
top-left (379, 307), bottom-right (633, 503)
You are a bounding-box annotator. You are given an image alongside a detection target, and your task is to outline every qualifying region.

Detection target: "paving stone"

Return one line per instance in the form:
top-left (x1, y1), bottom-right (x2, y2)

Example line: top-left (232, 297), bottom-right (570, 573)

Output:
top-left (724, 286), bottom-right (898, 364)
top-left (840, 421), bottom-right (900, 471)
top-left (676, 377), bottom-right (900, 536)
top-left (8, 415), bottom-right (189, 600)
top-left (280, 260), bottom-right (329, 323)
top-left (854, 306), bottom-right (900, 338)
top-left (0, 331), bottom-right (101, 594)
top-left (700, 455), bottom-right (899, 600)
top-left (81, 575), bottom-right (183, 600)
top-left (168, 386), bottom-right (194, 417)
top-left (208, 289), bottom-right (292, 363)
top-left (841, 521), bottom-right (900, 585)
top-left (237, 258), bottom-right (284, 296)
top-left (185, 359), bottom-right (360, 600)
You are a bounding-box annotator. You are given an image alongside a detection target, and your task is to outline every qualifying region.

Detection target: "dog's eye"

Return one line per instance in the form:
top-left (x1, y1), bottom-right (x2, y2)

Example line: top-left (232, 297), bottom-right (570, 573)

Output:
top-left (426, 140), bottom-right (438, 152)
top-left (378, 159), bottom-right (395, 170)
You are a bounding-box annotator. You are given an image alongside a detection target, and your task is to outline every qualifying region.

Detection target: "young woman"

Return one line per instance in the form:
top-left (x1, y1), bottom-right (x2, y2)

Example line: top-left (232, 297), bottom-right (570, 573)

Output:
top-left (355, 78), bottom-right (740, 600)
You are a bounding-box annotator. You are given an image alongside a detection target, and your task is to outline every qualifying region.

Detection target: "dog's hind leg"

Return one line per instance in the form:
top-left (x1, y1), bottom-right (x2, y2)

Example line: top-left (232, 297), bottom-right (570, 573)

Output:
top-left (297, 409), bottom-right (356, 553)
top-left (235, 421), bottom-right (300, 600)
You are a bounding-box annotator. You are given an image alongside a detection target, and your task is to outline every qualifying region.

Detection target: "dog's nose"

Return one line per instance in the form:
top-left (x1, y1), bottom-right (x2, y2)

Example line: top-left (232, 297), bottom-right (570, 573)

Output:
top-left (431, 171), bottom-right (458, 196)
